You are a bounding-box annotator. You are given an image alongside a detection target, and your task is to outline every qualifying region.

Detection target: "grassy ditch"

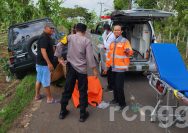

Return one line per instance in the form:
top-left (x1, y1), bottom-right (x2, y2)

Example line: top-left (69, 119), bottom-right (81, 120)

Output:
top-left (0, 75), bottom-right (35, 133)
top-left (0, 57), bottom-right (12, 77)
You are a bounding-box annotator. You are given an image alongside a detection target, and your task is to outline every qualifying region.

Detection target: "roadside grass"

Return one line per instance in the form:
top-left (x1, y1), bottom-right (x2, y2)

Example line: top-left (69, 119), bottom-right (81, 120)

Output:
top-left (0, 95), bottom-right (5, 102)
top-left (0, 33), bottom-right (7, 45)
top-left (0, 33), bottom-right (11, 77)
top-left (0, 57), bottom-right (12, 77)
top-left (0, 75), bottom-right (35, 133)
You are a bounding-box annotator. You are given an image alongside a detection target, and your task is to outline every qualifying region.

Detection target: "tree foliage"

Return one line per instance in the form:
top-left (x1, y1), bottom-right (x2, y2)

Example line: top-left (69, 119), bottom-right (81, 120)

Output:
top-left (114, 0), bottom-right (129, 10)
top-left (61, 6), bottom-right (92, 23)
top-left (0, 0), bottom-right (39, 29)
top-left (0, 0), bottom-right (97, 32)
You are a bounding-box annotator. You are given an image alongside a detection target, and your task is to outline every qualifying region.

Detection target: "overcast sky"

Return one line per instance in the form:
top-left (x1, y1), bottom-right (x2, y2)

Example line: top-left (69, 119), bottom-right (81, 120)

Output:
top-left (33, 0), bottom-right (114, 16)
top-left (63, 0), bottom-right (114, 15)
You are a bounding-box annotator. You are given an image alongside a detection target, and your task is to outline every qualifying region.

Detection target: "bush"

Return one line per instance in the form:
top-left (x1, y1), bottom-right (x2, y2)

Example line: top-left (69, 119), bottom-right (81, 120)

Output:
top-left (0, 57), bottom-right (12, 77)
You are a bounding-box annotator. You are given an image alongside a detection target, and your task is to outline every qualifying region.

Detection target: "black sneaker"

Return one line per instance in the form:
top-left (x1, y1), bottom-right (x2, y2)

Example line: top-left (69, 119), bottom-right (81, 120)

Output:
top-left (104, 86), bottom-right (113, 92)
top-left (59, 110), bottom-right (69, 119)
top-left (104, 88), bottom-right (113, 92)
top-left (119, 104), bottom-right (127, 111)
top-left (110, 99), bottom-right (118, 105)
top-left (79, 111), bottom-right (89, 122)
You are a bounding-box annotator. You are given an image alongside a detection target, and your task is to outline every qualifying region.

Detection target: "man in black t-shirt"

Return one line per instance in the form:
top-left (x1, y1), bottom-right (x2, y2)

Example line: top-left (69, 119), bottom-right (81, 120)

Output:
top-left (35, 22), bottom-right (57, 103)
top-left (36, 33), bottom-right (54, 66)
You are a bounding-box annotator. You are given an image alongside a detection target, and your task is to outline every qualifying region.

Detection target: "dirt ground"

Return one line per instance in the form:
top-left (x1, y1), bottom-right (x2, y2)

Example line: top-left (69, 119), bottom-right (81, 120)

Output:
top-left (7, 97), bottom-right (42, 132)
top-left (0, 78), bottom-right (19, 109)
top-left (7, 85), bottom-right (62, 133)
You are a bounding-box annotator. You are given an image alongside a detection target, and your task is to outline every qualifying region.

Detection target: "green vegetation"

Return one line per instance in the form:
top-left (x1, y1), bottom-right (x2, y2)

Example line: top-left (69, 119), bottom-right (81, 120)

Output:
top-left (0, 32), bottom-right (12, 78)
top-left (0, 58), bottom-right (12, 77)
top-left (0, 95), bottom-right (5, 102)
top-left (0, 0), bottom-right (98, 32)
top-left (114, 0), bottom-right (130, 10)
top-left (0, 75), bottom-right (35, 133)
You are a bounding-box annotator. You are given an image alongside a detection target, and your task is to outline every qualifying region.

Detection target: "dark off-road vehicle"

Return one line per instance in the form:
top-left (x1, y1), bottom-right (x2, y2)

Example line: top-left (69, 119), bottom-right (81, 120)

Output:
top-left (8, 18), bottom-right (60, 79)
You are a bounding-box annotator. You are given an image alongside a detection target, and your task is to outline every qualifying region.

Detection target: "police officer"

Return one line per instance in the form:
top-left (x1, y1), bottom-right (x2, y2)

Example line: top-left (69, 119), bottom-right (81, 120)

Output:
top-left (59, 23), bottom-right (98, 122)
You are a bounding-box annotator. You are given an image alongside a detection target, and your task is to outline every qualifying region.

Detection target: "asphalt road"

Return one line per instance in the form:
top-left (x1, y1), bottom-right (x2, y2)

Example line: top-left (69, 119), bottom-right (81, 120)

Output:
top-left (9, 72), bottom-right (188, 133)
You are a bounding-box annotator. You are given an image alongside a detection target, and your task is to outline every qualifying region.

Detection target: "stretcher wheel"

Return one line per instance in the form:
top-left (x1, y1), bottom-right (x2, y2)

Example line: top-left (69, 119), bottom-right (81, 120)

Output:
top-left (150, 116), bottom-right (156, 123)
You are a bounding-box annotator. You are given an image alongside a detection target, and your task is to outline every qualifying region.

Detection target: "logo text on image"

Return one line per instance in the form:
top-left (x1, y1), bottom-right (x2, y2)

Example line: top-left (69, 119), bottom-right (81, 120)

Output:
top-left (109, 106), bottom-right (188, 128)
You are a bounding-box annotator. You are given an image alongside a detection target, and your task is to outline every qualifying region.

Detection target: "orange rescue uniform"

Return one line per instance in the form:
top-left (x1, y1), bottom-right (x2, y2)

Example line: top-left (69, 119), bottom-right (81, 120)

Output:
top-left (106, 36), bottom-right (133, 71)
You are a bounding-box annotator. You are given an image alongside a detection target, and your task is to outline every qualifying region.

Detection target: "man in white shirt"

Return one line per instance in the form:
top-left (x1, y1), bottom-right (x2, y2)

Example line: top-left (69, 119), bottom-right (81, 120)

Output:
top-left (102, 24), bottom-right (115, 52)
top-left (102, 24), bottom-right (115, 92)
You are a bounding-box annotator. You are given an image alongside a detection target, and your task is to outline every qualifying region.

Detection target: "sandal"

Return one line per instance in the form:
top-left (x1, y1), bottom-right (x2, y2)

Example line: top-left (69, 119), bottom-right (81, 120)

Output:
top-left (35, 94), bottom-right (45, 100)
top-left (47, 98), bottom-right (60, 104)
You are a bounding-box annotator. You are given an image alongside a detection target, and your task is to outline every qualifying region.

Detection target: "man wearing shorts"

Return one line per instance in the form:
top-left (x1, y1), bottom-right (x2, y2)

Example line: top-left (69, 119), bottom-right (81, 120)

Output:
top-left (34, 22), bottom-right (57, 103)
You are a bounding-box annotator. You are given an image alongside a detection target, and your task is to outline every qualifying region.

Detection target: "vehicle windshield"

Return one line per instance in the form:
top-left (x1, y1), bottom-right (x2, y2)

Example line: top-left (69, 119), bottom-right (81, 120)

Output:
top-left (10, 21), bottom-right (45, 45)
top-left (9, 21), bottom-right (58, 46)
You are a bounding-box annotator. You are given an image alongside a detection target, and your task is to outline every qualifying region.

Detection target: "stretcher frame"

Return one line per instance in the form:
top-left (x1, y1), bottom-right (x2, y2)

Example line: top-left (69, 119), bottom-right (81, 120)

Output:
top-left (148, 72), bottom-right (188, 132)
